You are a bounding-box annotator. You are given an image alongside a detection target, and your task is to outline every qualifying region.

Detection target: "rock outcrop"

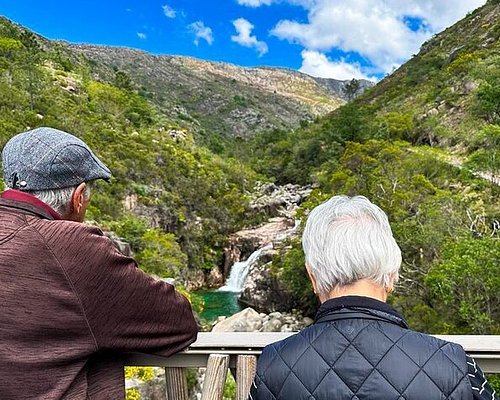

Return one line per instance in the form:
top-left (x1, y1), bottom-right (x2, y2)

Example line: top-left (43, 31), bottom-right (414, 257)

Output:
top-left (222, 182), bottom-right (312, 277)
top-left (211, 307), bottom-right (313, 333)
top-left (211, 307), bottom-right (263, 332)
top-left (223, 217), bottom-right (293, 277)
top-left (239, 259), bottom-right (295, 313)
top-left (249, 182), bottom-right (313, 218)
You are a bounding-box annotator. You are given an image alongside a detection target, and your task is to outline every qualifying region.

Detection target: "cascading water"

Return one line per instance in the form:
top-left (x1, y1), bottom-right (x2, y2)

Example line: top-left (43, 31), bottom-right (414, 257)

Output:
top-left (219, 244), bottom-right (272, 292)
top-left (197, 183), bottom-right (311, 322)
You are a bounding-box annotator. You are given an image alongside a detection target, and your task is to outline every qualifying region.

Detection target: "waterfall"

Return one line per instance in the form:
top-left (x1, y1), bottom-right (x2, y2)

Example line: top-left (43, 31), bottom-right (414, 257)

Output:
top-left (219, 244), bottom-right (272, 292)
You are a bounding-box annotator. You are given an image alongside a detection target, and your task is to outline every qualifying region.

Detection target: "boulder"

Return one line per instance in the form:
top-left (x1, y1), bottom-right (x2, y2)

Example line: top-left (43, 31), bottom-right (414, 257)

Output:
top-left (463, 80), bottom-right (477, 94)
top-left (427, 108), bottom-right (439, 117)
top-left (207, 266), bottom-right (224, 287)
top-left (211, 308), bottom-right (263, 332)
top-left (210, 307), bottom-right (312, 334)
top-left (239, 260), bottom-right (295, 313)
top-left (262, 318), bottom-right (283, 332)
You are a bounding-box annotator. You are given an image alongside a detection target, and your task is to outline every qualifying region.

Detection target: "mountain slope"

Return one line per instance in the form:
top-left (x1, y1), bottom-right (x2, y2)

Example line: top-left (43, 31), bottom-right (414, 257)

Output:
top-left (63, 43), bottom-right (360, 146)
top-left (357, 0), bottom-right (500, 148)
top-left (242, 1), bottom-right (500, 335)
top-left (247, 0), bottom-right (500, 184)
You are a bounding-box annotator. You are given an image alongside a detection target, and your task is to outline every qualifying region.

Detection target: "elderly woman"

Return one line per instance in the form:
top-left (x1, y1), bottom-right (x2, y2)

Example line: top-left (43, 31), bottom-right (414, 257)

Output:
top-left (250, 195), bottom-right (497, 400)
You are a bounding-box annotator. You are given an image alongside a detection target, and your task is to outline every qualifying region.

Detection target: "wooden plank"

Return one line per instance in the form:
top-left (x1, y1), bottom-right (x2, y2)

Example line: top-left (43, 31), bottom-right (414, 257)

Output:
top-left (434, 335), bottom-right (500, 352)
top-left (236, 355), bottom-right (257, 400)
top-left (189, 332), bottom-right (293, 349)
top-left (201, 354), bottom-right (230, 400)
top-left (124, 351), bottom-right (500, 373)
top-left (475, 356), bottom-right (500, 373)
top-left (165, 367), bottom-right (188, 400)
top-left (187, 333), bottom-right (500, 352)
top-left (124, 333), bottom-right (500, 373)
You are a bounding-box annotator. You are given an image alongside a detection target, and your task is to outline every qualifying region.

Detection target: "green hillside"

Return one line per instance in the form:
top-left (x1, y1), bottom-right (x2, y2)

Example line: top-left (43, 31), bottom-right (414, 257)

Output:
top-left (244, 1), bottom-right (500, 334)
top-left (246, 0), bottom-right (500, 184)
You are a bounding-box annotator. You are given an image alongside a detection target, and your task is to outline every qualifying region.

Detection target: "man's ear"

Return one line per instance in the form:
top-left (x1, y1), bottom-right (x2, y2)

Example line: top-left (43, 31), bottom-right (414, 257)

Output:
top-left (71, 182), bottom-right (87, 215)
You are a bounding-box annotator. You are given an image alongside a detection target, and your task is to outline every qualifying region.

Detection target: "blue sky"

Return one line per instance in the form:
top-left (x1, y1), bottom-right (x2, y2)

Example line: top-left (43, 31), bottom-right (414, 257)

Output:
top-left (0, 0), bottom-right (486, 81)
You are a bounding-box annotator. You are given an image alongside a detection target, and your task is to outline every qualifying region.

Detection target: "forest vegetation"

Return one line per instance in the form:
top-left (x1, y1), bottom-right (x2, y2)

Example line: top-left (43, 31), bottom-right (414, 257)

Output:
top-left (242, 1), bottom-right (500, 335)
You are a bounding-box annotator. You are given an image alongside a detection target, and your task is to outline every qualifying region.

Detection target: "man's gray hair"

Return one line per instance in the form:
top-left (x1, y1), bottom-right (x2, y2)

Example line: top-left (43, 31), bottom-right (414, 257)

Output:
top-left (6, 184), bottom-right (92, 217)
top-left (302, 195), bottom-right (402, 296)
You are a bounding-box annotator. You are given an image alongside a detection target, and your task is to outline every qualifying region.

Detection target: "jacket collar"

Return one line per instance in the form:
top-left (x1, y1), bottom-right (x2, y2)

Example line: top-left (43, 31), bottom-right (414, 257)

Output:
top-left (315, 295), bottom-right (408, 329)
top-left (0, 190), bottom-right (61, 220)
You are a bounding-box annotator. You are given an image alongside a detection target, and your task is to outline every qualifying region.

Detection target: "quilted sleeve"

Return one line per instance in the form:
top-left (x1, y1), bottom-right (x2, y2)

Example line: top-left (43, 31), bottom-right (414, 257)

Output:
top-left (466, 354), bottom-right (498, 400)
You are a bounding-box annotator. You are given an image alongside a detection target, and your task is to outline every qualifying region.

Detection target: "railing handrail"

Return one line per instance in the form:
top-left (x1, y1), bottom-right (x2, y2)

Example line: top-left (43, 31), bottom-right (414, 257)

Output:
top-left (125, 333), bottom-right (500, 373)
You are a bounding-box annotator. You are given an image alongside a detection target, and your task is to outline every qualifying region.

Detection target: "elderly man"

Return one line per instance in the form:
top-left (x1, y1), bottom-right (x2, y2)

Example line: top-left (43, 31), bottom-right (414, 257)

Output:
top-left (0, 127), bottom-right (198, 399)
top-left (250, 196), bottom-right (497, 400)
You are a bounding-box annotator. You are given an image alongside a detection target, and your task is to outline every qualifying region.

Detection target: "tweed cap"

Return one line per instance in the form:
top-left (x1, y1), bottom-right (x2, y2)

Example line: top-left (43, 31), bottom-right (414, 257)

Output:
top-left (2, 127), bottom-right (111, 191)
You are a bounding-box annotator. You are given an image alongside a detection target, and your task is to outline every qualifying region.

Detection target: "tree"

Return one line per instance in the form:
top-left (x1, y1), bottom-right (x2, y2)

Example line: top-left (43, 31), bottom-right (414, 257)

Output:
top-left (466, 124), bottom-right (500, 184)
top-left (474, 80), bottom-right (500, 124)
top-left (114, 71), bottom-right (133, 91)
top-left (19, 31), bottom-right (44, 110)
top-left (342, 78), bottom-right (361, 101)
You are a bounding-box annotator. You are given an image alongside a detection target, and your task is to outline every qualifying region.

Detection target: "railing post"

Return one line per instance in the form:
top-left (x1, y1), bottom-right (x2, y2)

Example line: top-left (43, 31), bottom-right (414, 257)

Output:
top-left (201, 354), bottom-right (230, 400)
top-left (165, 367), bottom-right (188, 400)
top-left (236, 355), bottom-right (257, 400)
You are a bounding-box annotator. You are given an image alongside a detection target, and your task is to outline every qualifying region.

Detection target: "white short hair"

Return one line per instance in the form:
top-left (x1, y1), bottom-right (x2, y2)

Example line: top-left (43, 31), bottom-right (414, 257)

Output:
top-left (7, 183), bottom-right (92, 217)
top-left (302, 195), bottom-right (401, 295)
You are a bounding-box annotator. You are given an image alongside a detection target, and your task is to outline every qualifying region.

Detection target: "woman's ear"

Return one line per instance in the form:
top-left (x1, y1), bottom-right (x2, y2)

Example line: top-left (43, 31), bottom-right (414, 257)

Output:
top-left (305, 263), bottom-right (319, 295)
top-left (386, 273), bottom-right (395, 294)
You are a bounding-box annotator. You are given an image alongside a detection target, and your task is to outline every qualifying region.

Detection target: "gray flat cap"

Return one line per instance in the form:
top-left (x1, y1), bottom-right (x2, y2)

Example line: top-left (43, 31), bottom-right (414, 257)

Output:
top-left (2, 127), bottom-right (111, 191)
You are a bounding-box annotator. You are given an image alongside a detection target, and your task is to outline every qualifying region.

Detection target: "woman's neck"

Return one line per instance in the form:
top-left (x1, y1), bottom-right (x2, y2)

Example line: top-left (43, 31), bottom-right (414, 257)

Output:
top-left (321, 279), bottom-right (388, 303)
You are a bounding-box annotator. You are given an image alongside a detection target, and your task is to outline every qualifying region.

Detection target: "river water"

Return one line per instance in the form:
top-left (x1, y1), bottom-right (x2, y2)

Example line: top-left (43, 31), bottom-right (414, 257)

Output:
top-left (196, 219), bottom-right (301, 323)
top-left (196, 245), bottom-right (270, 322)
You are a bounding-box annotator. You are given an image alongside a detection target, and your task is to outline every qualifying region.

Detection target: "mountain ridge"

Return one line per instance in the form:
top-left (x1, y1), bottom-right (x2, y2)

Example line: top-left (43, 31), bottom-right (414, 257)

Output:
top-left (58, 41), bottom-right (369, 145)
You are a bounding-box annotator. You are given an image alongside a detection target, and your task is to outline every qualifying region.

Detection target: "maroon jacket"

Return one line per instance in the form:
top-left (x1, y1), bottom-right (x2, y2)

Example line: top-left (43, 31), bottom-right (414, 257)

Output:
top-left (0, 193), bottom-right (198, 399)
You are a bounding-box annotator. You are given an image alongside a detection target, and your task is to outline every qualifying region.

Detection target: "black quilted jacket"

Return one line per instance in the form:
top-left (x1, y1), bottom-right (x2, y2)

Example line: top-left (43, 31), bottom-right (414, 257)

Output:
top-left (250, 296), bottom-right (498, 400)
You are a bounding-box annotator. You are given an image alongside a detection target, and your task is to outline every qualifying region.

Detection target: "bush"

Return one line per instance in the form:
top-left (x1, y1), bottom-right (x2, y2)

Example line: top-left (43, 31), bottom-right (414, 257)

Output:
top-left (425, 237), bottom-right (500, 333)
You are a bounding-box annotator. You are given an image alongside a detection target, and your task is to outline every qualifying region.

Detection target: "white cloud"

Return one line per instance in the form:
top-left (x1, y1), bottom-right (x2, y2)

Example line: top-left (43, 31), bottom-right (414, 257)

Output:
top-left (231, 18), bottom-right (269, 56)
top-left (236, 0), bottom-right (273, 7)
top-left (162, 4), bottom-right (176, 18)
top-left (385, 0), bottom-right (485, 31)
top-left (188, 21), bottom-right (214, 46)
top-left (299, 50), bottom-right (377, 81)
top-left (137, 32), bottom-right (147, 40)
top-left (272, 0), bottom-right (486, 74)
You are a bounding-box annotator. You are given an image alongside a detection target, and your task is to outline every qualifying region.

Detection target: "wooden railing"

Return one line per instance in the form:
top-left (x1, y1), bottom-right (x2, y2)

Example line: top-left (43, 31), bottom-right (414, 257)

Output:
top-left (125, 333), bottom-right (500, 400)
